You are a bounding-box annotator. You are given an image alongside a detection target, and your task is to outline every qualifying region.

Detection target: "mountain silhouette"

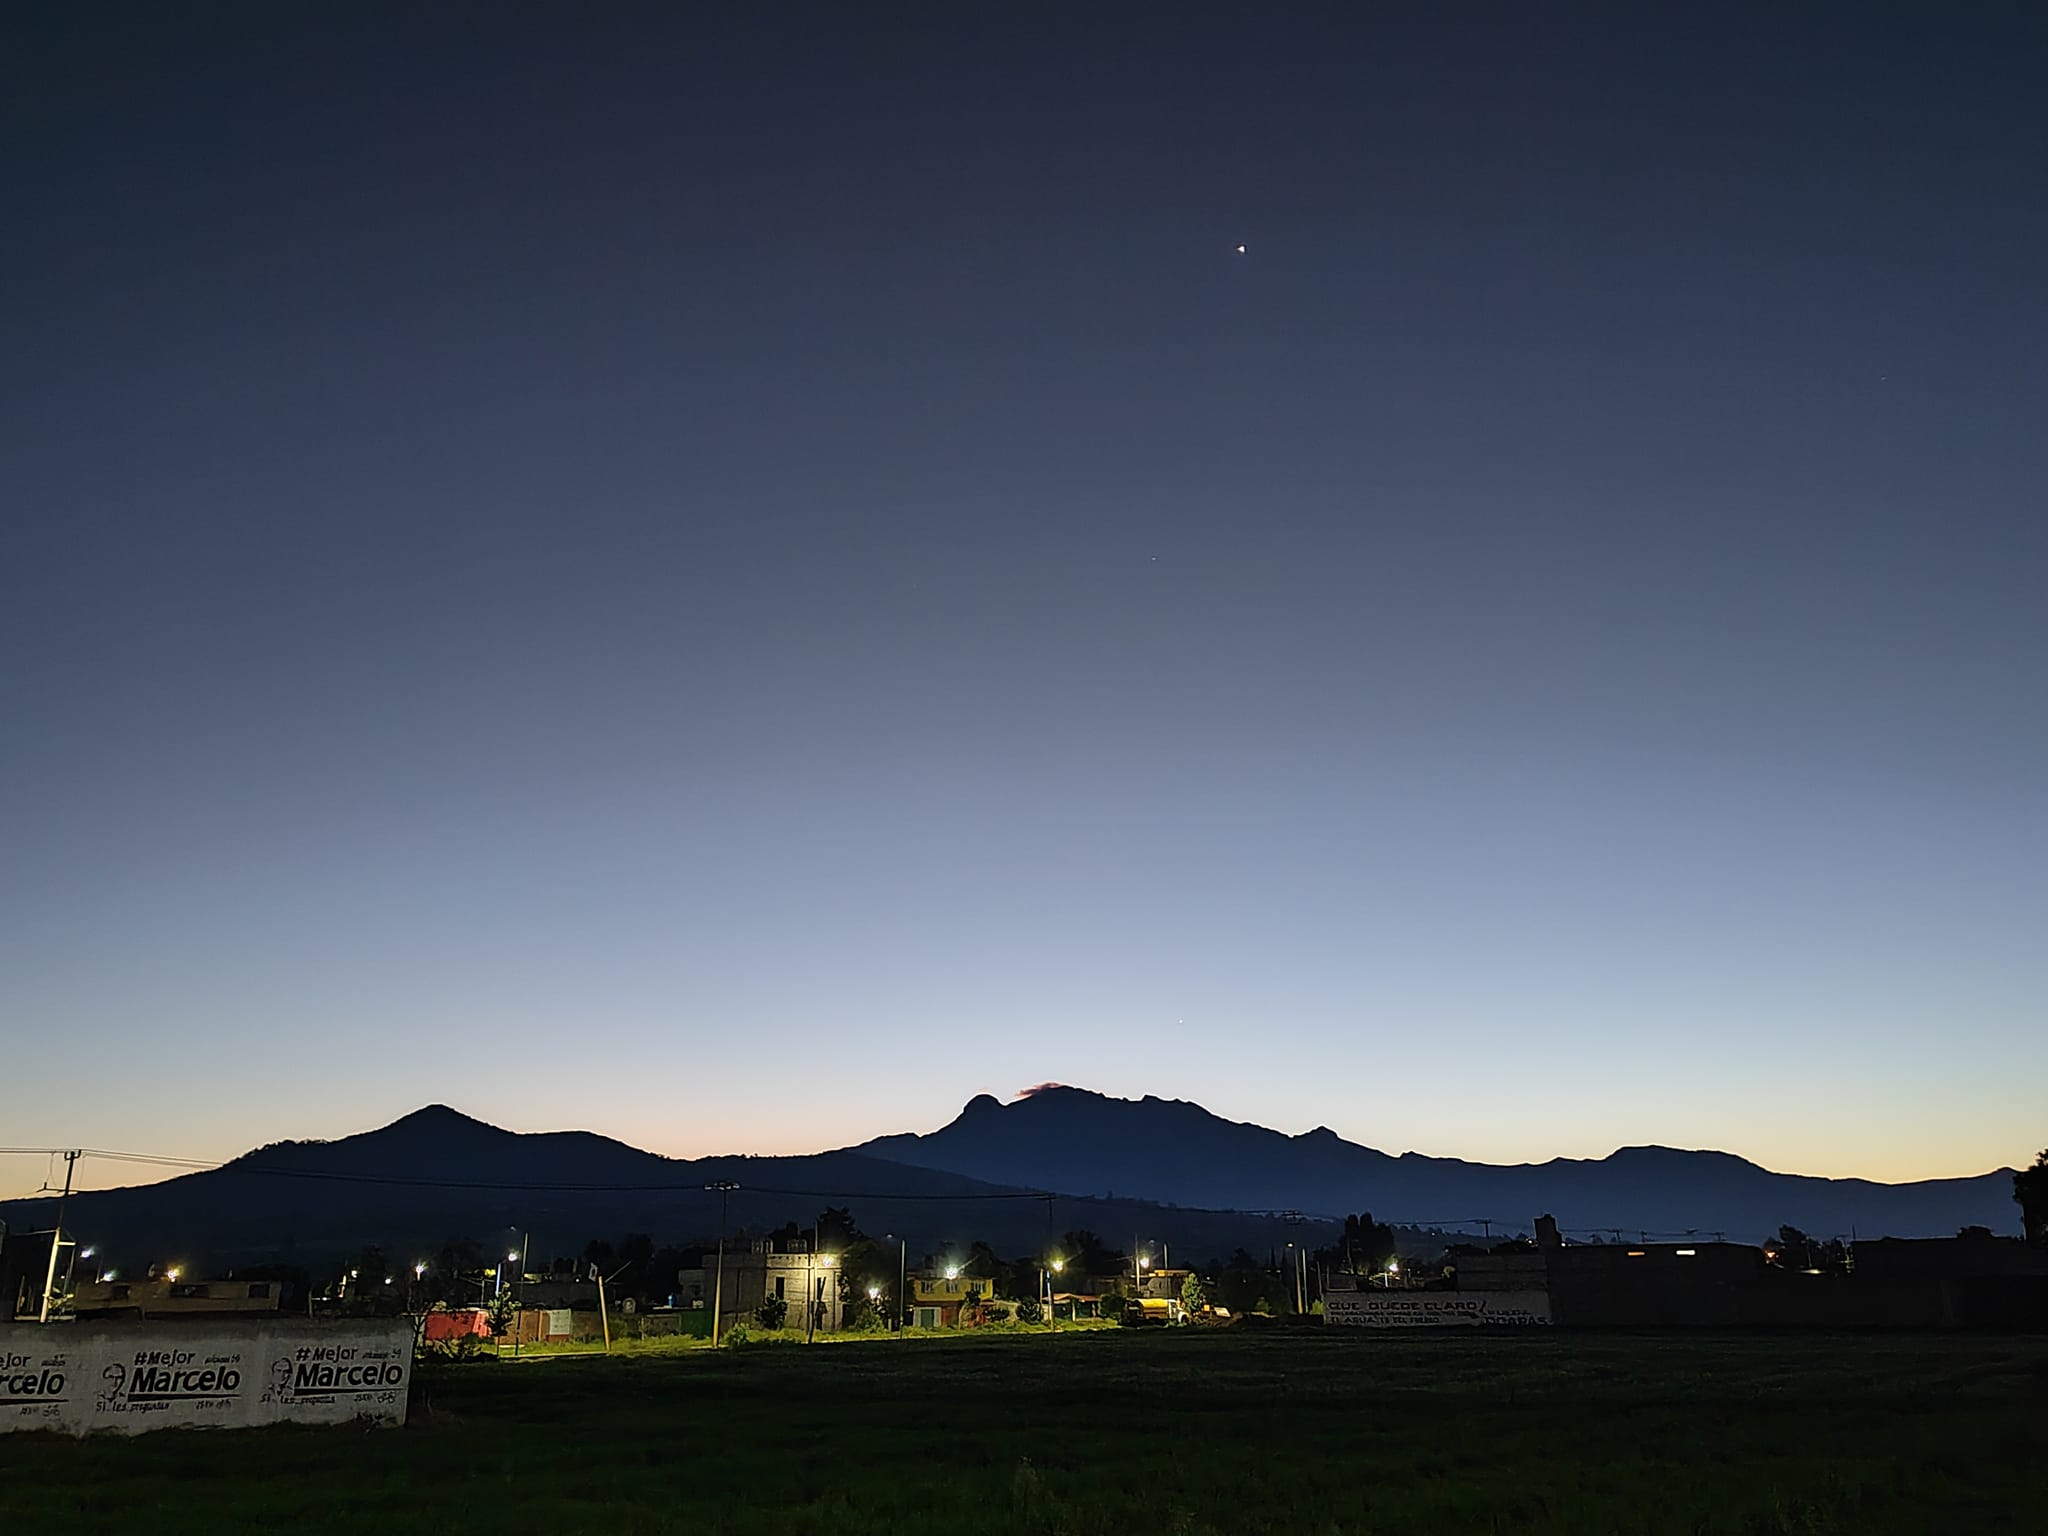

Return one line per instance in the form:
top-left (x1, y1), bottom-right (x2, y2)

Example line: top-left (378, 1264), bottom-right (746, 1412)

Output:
top-left (856, 1087), bottom-right (2019, 1240)
top-left (0, 1104), bottom-right (1336, 1275)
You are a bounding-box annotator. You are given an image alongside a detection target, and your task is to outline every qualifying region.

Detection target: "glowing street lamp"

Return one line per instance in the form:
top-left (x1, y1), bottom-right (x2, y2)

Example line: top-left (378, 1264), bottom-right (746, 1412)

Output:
top-left (944, 1265), bottom-right (960, 1282)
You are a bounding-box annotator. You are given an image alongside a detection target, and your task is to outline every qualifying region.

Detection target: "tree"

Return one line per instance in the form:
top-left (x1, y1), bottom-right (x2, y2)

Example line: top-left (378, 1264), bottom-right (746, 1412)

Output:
top-left (1211, 1250), bottom-right (1277, 1316)
top-left (1180, 1271), bottom-right (1209, 1311)
top-left (1059, 1230), bottom-right (1123, 1276)
top-left (754, 1294), bottom-right (788, 1330)
top-left (816, 1207), bottom-right (864, 1252)
top-left (963, 1240), bottom-right (1006, 1292)
top-left (1340, 1213), bottom-right (1398, 1276)
top-left (2016, 1150), bottom-right (2048, 1246)
top-left (1769, 1226), bottom-right (1849, 1274)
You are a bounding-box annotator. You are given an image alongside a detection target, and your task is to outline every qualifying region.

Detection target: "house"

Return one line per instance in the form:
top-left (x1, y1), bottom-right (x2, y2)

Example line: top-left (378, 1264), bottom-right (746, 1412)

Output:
top-left (908, 1273), bottom-right (989, 1329)
top-left (691, 1233), bottom-right (846, 1335)
top-left (71, 1275), bottom-right (285, 1321)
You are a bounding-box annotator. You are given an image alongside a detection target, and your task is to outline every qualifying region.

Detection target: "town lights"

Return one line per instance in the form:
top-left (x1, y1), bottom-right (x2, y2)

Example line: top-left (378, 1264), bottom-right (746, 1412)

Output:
top-left (165, 1267), bottom-right (181, 1282)
top-left (944, 1265), bottom-right (960, 1281)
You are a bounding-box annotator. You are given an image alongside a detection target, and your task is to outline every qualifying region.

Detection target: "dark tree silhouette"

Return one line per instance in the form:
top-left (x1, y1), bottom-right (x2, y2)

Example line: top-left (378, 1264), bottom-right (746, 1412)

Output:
top-left (2015, 1150), bottom-right (2048, 1246)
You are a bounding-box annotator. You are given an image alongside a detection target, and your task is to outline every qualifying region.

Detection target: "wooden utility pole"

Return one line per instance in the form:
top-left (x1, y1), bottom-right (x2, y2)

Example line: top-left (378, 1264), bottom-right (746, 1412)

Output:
top-left (706, 1180), bottom-right (737, 1346)
top-left (38, 1151), bottom-right (80, 1323)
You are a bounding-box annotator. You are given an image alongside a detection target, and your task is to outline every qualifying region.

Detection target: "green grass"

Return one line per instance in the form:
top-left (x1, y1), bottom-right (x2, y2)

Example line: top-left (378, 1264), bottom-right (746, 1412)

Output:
top-left (4, 1328), bottom-right (2043, 1533)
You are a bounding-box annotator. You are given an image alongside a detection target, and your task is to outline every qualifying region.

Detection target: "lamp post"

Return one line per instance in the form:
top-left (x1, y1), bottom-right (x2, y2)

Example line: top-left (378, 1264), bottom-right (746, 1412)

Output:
top-left (1046, 1257), bottom-right (1064, 1326)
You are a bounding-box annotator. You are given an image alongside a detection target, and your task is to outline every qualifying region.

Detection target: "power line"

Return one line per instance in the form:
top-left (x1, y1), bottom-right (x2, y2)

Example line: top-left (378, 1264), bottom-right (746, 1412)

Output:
top-left (2, 1147), bottom-right (1058, 1202)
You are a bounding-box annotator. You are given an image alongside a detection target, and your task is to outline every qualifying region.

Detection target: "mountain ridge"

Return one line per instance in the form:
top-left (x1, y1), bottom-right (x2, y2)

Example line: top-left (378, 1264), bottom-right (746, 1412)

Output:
top-left (0, 1102), bottom-right (1343, 1274)
top-left (855, 1086), bottom-right (2018, 1238)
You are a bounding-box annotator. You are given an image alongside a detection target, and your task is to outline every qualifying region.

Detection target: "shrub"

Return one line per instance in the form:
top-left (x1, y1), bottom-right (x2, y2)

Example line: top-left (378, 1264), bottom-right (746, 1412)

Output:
top-left (1014, 1297), bottom-right (1044, 1324)
top-left (754, 1295), bottom-right (788, 1330)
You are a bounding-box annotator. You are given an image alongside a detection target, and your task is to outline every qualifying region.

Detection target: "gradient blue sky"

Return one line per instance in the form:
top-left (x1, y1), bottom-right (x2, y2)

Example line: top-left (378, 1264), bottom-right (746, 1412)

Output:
top-left (4, 2), bottom-right (2043, 1193)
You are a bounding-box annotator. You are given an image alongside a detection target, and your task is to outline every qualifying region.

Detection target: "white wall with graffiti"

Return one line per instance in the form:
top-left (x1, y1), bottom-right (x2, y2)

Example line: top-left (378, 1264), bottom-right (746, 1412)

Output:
top-left (0, 1318), bottom-right (412, 1435)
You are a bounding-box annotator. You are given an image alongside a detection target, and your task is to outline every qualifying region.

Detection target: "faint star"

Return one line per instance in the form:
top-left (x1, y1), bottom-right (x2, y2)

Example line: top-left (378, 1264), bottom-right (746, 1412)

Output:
top-left (1236, 244), bottom-right (1247, 254)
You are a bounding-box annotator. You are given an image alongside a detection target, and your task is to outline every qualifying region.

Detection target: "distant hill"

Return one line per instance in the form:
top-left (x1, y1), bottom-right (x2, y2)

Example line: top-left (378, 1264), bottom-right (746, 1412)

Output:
top-left (0, 1105), bottom-right (1335, 1276)
top-left (856, 1087), bottom-right (2020, 1241)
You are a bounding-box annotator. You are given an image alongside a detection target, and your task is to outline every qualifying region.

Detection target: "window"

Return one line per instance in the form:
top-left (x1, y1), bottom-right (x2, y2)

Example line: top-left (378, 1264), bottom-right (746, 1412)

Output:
top-left (247, 1282), bottom-right (271, 1298)
top-left (109, 1284), bottom-right (131, 1300)
top-left (170, 1283), bottom-right (209, 1299)
top-left (774, 1276), bottom-right (786, 1299)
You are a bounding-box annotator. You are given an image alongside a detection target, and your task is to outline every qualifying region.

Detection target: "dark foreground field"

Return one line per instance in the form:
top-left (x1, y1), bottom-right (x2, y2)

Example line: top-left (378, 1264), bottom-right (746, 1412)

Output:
top-left (4, 1329), bottom-right (2044, 1534)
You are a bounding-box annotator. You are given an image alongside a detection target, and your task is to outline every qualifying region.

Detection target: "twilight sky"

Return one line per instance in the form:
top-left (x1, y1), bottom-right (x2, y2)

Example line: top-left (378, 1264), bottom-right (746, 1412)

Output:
top-left (3, 2), bottom-right (2043, 1195)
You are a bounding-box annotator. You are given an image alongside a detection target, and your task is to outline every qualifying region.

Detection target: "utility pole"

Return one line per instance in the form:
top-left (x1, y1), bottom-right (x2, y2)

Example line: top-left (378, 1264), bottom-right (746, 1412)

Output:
top-left (891, 1233), bottom-right (905, 1336)
top-left (706, 1180), bottom-right (738, 1347)
top-left (1281, 1211), bottom-right (1305, 1315)
top-left (38, 1150), bottom-right (80, 1324)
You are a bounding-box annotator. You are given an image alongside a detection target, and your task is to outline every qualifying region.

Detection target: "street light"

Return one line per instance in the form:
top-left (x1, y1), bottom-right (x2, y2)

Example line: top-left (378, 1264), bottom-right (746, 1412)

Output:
top-left (944, 1265), bottom-right (960, 1281)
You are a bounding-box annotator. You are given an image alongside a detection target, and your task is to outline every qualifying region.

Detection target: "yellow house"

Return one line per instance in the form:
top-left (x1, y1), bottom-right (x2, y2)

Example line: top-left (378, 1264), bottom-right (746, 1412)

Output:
top-left (909, 1273), bottom-right (988, 1328)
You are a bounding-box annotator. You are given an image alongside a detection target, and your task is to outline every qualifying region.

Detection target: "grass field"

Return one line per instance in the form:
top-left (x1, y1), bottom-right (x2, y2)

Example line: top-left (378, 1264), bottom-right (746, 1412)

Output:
top-left (4, 1328), bottom-right (2044, 1534)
